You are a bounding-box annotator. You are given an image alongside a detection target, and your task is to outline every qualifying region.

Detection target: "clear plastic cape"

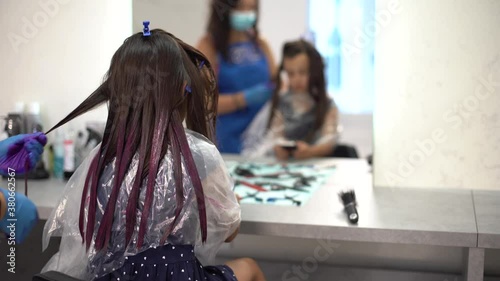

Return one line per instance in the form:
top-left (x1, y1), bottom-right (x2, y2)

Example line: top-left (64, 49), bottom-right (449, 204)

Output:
top-left (41, 130), bottom-right (241, 280)
top-left (241, 101), bottom-right (276, 158)
top-left (241, 93), bottom-right (339, 158)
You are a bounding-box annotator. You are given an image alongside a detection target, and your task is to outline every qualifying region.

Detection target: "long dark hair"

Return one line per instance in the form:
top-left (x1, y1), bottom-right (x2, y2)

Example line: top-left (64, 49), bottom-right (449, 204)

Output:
top-left (46, 29), bottom-right (218, 251)
top-left (208, 0), bottom-right (260, 60)
top-left (268, 40), bottom-right (330, 142)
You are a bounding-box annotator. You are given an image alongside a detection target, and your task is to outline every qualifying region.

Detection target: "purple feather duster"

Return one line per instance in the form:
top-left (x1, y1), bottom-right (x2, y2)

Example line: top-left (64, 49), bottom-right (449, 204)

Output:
top-left (0, 132), bottom-right (47, 175)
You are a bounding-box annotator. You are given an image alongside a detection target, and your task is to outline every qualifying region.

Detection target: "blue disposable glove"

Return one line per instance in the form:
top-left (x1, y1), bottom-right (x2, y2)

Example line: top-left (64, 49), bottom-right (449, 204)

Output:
top-left (242, 82), bottom-right (274, 107)
top-left (0, 188), bottom-right (39, 244)
top-left (0, 133), bottom-right (47, 175)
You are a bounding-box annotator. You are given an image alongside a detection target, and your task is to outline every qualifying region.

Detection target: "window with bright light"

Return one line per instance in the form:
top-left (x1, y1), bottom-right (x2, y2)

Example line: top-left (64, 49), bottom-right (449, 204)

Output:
top-left (308, 0), bottom-right (375, 114)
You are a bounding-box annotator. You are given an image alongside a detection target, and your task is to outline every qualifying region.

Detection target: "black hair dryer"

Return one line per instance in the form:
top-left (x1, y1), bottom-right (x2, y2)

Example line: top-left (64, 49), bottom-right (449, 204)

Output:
top-left (4, 113), bottom-right (24, 137)
top-left (339, 190), bottom-right (359, 224)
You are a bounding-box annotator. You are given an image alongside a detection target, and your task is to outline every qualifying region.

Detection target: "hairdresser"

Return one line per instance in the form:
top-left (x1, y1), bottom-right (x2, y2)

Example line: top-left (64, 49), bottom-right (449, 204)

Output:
top-left (197, 0), bottom-right (277, 153)
top-left (0, 133), bottom-right (46, 244)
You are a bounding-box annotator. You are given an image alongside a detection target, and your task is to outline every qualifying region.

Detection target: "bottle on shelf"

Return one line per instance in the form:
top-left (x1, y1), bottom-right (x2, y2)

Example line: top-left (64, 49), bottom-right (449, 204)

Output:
top-left (53, 130), bottom-right (65, 179)
top-left (24, 102), bottom-right (43, 133)
top-left (63, 128), bottom-right (76, 180)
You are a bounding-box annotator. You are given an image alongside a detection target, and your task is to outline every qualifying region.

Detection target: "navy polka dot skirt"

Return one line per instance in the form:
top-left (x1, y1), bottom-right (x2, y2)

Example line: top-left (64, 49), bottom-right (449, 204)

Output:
top-left (95, 245), bottom-right (237, 281)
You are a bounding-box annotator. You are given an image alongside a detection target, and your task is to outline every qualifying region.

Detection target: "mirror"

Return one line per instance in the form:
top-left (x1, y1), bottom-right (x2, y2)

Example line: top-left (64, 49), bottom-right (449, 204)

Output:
top-left (133, 0), bottom-right (374, 160)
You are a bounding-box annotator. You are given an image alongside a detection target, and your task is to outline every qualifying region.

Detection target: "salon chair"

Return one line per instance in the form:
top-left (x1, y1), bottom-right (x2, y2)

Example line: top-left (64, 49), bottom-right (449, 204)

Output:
top-left (331, 143), bottom-right (359, 158)
top-left (330, 124), bottom-right (359, 158)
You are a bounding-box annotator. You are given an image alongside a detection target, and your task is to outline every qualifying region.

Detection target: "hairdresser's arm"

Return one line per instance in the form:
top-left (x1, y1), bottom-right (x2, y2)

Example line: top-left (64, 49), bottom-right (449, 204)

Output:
top-left (197, 36), bottom-right (277, 115)
top-left (218, 93), bottom-right (247, 114)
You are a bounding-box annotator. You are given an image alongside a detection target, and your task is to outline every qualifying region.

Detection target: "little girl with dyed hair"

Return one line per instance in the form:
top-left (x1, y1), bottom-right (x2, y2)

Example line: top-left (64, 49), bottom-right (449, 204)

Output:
top-left (39, 28), bottom-right (265, 281)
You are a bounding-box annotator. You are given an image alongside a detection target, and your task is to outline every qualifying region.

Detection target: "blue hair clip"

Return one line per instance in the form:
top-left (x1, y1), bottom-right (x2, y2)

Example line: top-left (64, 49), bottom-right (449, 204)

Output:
top-left (185, 85), bottom-right (192, 95)
top-left (198, 60), bottom-right (205, 69)
top-left (143, 21), bottom-right (151, 37)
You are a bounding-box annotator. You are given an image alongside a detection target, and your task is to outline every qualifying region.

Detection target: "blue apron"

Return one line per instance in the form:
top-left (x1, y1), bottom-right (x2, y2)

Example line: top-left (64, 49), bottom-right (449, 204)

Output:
top-left (216, 41), bottom-right (270, 153)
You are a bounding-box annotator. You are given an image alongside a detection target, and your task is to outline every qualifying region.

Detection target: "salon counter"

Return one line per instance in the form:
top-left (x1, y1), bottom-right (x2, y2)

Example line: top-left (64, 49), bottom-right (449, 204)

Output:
top-left (225, 156), bottom-right (478, 248)
top-left (1, 156), bottom-right (500, 280)
top-left (473, 190), bottom-right (500, 249)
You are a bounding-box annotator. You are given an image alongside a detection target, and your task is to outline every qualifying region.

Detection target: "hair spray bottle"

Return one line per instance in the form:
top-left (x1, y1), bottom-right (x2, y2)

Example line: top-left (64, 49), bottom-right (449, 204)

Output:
top-left (63, 128), bottom-right (76, 180)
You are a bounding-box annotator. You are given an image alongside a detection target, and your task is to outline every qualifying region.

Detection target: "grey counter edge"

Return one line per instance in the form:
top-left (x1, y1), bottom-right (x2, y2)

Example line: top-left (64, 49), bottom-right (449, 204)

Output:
top-left (37, 205), bottom-right (478, 248)
top-left (240, 221), bottom-right (478, 248)
top-left (478, 233), bottom-right (500, 249)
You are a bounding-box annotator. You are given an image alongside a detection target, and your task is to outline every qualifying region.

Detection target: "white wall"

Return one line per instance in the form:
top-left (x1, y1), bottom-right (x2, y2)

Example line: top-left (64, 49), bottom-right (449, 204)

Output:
top-left (0, 0), bottom-right (133, 135)
top-left (259, 0), bottom-right (308, 62)
top-left (132, 0), bottom-right (207, 46)
top-left (373, 0), bottom-right (500, 189)
top-left (132, 0), bottom-right (308, 62)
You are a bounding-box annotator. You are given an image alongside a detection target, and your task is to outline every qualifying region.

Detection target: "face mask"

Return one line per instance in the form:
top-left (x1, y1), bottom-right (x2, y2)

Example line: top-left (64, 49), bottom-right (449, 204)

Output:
top-left (230, 11), bottom-right (257, 31)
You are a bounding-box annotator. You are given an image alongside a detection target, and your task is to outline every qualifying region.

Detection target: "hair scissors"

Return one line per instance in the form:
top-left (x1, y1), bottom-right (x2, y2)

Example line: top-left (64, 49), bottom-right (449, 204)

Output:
top-left (254, 195), bottom-right (301, 206)
top-left (240, 191), bottom-right (260, 201)
top-left (284, 194), bottom-right (302, 206)
top-left (256, 182), bottom-right (309, 193)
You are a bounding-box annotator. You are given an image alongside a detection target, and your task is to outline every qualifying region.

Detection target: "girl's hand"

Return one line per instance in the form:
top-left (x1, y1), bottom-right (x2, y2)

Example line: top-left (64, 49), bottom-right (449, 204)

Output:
top-left (274, 145), bottom-right (290, 161)
top-left (236, 195), bottom-right (242, 204)
top-left (292, 141), bottom-right (313, 160)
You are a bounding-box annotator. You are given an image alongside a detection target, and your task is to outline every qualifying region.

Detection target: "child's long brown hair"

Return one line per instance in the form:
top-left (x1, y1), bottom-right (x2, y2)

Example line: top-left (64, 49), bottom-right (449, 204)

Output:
top-left (46, 29), bottom-right (218, 250)
top-left (267, 40), bottom-right (330, 142)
